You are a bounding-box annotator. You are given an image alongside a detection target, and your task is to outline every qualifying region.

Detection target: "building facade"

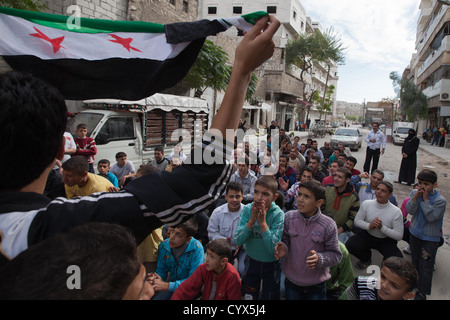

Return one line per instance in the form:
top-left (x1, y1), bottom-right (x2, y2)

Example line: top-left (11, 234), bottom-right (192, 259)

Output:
top-left (411, 0), bottom-right (450, 133)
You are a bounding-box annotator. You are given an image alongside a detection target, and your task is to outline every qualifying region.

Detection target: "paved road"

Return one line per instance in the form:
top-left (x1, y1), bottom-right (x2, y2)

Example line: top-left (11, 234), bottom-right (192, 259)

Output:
top-left (246, 127), bottom-right (450, 300)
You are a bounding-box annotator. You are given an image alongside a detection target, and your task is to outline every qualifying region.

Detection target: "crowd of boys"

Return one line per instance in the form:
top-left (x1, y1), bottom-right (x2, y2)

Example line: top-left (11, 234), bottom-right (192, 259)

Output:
top-left (97, 131), bottom-right (445, 301)
top-left (0, 14), bottom-right (446, 301)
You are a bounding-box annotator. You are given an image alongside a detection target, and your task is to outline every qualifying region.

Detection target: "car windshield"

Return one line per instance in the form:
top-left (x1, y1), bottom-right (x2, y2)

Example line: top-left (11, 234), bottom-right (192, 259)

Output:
top-left (397, 127), bottom-right (411, 134)
top-left (335, 129), bottom-right (358, 137)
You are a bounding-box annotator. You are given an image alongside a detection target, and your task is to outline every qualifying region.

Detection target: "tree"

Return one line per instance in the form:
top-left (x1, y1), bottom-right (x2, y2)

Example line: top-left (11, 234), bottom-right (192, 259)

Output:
top-left (390, 72), bottom-right (428, 120)
top-left (182, 40), bottom-right (258, 114)
top-left (0, 0), bottom-right (47, 11)
top-left (285, 28), bottom-right (345, 122)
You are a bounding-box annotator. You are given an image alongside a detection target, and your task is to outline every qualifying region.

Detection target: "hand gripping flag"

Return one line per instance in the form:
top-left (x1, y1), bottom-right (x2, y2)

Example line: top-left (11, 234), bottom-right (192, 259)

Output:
top-left (0, 7), bottom-right (268, 100)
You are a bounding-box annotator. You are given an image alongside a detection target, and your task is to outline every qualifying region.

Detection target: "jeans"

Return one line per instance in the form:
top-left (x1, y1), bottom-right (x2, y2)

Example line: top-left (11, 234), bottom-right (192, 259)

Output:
top-left (243, 257), bottom-right (281, 300)
top-left (284, 278), bottom-right (327, 300)
top-left (410, 234), bottom-right (440, 295)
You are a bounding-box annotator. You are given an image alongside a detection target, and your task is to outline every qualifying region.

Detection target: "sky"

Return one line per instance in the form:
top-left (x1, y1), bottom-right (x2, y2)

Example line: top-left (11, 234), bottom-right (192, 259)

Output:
top-left (300, 0), bottom-right (422, 104)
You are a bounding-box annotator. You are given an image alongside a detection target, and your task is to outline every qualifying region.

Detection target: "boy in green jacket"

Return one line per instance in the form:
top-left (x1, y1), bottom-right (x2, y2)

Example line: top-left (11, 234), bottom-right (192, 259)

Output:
top-left (234, 175), bottom-right (284, 300)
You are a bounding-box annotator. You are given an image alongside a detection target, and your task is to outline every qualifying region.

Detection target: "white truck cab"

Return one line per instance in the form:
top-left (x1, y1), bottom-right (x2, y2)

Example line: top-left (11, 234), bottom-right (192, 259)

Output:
top-left (392, 121), bottom-right (414, 145)
top-left (66, 93), bottom-right (209, 169)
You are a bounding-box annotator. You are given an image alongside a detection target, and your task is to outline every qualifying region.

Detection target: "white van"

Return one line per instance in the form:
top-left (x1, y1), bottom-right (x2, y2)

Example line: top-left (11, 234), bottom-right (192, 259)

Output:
top-left (66, 93), bottom-right (209, 169)
top-left (392, 121), bottom-right (414, 145)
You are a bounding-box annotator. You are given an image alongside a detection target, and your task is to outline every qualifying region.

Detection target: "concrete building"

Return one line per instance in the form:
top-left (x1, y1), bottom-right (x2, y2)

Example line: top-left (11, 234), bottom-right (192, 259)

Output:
top-left (198, 0), bottom-right (340, 131)
top-left (410, 0), bottom-right (450, 133)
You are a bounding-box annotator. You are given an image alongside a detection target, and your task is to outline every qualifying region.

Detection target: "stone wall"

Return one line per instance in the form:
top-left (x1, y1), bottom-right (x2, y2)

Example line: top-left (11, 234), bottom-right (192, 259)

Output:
top-left (128, 0), bottom-right (198, 23)
top-left (44, 0), bottom-right (128, 20)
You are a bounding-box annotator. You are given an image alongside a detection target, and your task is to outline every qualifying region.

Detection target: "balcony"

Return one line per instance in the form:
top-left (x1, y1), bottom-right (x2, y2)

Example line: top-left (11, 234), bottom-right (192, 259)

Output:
top-left (422, 78), bottom-right (450, 102)
top-left (417, 35), bottom-right (450, 79)
top-left (416, 5), bottom-right (446, 55)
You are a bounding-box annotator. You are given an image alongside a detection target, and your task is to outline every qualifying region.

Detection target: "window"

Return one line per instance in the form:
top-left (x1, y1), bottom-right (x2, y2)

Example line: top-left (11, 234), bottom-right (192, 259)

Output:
top-left (96, 117), bottom-right (135, 145)
top-left (293, 10), bottom-right (297, 20)
top-left (169, 0), bottom-right (175, 6)
top-left (233, 6), bottom-right (242, 14)
top-left (182, 0), bottom-right (188, 13)
top-left (267, 6), bottom-right (277, 14)
top-left (208, 6), bottom-right (217, 14)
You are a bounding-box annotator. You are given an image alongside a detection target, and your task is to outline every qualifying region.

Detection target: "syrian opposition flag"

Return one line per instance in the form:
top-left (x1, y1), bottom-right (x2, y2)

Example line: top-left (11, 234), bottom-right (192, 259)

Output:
top-left (0, 7), bottom-right (267, 100)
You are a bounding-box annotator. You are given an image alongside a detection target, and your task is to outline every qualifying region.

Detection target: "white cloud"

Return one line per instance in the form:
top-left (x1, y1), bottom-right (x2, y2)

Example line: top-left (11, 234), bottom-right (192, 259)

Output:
top-left (299, 0), bottom-right (421, 102)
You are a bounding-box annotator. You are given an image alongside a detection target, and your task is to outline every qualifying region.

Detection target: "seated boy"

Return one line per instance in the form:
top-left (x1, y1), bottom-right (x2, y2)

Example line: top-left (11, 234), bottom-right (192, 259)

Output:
top-left (97, 159), bottom-right (119, 188)
top-left (275, 180), bottom-right (342, 300)
top-left (208, 181), bottom-right (246, 276)
top-left (339, 256), bottom-right (418, 300)
top-left (234, 175), bottom-right (284, 300)
top-left (149, 218), bottom-right (204, 300)
top-left (62, 156), bottom-right (114, 199)
top-left (171, 238), bottom-right (242, 300)
top-left (109, 152), bottom-right (136, 187)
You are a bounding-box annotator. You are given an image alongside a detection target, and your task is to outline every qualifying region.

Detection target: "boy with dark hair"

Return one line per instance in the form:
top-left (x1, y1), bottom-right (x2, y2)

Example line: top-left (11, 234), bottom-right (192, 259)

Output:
top-left (73, 123), bottom-right (97, 173)
top-left (406, 169), bottom-right (446, 300)
top-left (171, 238), bottom-right (241, 300)
top-left (150, 218), bottom-right (204, 300)
top-left (0, 222), bottom-right (154, 300)
top-left (62, 156), bottom-right (114, 198)
top-left (97, 159), bottom-right (119, 188)
top-left (208, 181), bottom-right (245, 272)
top-left (346, 181), bottom-right (404, 270)
top-left (340, 256), bottom-right (418, 300)
top-left (151, 146), bottom-right (170, 171)
top-left (110, 151), bottom-right (136, 188)
top-left (275, 180), bottom-right (342, 300)
top-left (345, 156), bottom-right (360, 176)
top-left (324, 167), bottom-right (360, 244)
top-left (234, 175), bottom-right (284, 300)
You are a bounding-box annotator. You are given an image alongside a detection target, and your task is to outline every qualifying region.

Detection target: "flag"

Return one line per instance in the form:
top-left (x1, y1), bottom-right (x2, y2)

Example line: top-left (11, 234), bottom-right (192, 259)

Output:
top-left (0, 7), bottom-right (267, 100)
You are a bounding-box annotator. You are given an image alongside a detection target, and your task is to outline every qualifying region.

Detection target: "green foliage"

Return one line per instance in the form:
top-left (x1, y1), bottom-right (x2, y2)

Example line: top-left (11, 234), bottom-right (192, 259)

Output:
top-left (390, 71), bottom-right (428, 120)
top-left (0, 0), bottom-right (47, 11)
top-left (183, 40), bottom-right (257, 101)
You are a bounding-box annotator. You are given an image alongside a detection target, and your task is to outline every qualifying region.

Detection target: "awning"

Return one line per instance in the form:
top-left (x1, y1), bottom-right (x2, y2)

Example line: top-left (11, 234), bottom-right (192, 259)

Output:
top-left (83, 93), bottom-right (209, 114)
top-left (294, 99), bottom-right (312, 107)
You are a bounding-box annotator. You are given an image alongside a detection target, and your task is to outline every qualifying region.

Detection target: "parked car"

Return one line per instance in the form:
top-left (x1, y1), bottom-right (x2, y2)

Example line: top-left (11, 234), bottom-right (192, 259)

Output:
top-left (330, 127), bottom-right (363, 151)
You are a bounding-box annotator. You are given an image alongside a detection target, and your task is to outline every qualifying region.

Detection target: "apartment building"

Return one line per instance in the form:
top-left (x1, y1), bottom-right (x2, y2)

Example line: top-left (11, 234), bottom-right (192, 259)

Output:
top-left (411, 0), bottom-right (450, 132)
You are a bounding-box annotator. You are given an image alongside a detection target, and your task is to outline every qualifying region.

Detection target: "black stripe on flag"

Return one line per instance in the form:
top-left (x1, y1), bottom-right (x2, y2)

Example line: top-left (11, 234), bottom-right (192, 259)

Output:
top-left (2, 38), bottom-right (205, 100)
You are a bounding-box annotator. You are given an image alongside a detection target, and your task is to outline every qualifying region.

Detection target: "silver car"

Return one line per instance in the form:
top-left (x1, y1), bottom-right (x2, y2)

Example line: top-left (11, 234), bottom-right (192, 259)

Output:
top-left (330, 127), bottom-right (363, 151)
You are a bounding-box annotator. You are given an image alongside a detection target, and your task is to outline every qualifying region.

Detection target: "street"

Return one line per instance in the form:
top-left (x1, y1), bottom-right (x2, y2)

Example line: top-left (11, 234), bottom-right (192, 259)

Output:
top-left (246, 127), bottom-right (450, 300)
top-left (306, 127), bottom-right (450, 300)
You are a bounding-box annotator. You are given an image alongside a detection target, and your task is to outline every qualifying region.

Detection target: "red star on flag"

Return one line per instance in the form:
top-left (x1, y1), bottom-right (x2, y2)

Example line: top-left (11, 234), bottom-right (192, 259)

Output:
top-left (29, 27), bottom-right (65, 53)
top-left (108, 34), bottom-right (142, 52)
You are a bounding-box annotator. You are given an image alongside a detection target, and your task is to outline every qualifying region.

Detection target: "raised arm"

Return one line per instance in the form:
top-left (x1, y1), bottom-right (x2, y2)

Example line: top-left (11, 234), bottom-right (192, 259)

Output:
top-left (209, 15), bottom-right (280, 137)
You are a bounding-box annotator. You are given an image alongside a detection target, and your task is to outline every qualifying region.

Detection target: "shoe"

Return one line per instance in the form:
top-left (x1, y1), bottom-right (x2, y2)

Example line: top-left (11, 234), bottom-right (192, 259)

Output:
top-left (355, 259), bottom-right (372, 270)
top-left (402, 245), bottom-right (411, 254)
top-left (394, 180), bottom-right (401, 183)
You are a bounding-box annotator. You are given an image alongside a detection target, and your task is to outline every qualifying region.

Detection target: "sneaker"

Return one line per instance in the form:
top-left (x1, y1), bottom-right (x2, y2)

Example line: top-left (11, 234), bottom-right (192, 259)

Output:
top-left (402, 245), bottom-right (411, 254)
top-left (355, 259), bottom-right (372, 270)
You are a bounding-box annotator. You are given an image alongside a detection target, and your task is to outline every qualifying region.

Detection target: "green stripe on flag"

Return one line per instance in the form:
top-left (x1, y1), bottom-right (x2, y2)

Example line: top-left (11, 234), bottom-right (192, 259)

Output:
top-left (0, 6), bottom-right (165, 33)
top-left (241, 11), bottom-right (269, 24)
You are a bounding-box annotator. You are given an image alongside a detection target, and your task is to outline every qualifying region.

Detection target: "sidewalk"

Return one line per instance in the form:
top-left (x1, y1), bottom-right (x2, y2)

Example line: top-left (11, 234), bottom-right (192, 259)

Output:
top-left (418, 138), bottom-right (450, 163)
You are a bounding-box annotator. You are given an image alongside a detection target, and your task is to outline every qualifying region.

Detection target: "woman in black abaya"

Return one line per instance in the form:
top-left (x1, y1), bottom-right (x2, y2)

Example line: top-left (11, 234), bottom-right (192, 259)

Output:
top-left (395, 129), bottom-right (420, 185)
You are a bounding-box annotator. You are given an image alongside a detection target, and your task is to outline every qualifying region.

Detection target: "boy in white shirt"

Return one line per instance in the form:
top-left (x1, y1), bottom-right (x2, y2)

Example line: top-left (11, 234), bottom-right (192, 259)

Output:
top-left (346, 181), bottom-right (404, 270)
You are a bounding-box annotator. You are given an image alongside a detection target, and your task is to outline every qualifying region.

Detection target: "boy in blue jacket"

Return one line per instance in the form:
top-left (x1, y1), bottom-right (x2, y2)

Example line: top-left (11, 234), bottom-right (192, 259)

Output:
top-left (149, 218), bottom-right (204, 300)
top-left (234, 175), bottom-right (284, 300)
top-left (406, 169), bottom-right (446, 300)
